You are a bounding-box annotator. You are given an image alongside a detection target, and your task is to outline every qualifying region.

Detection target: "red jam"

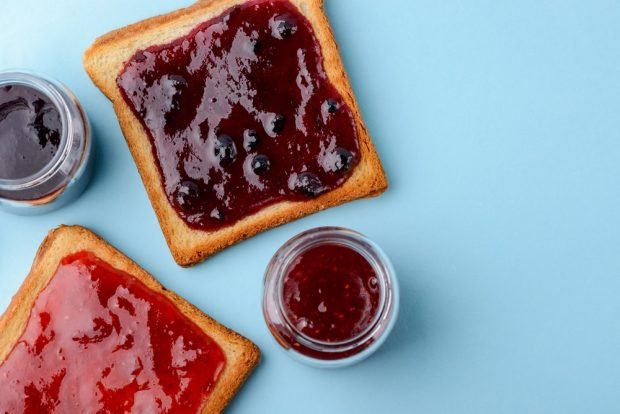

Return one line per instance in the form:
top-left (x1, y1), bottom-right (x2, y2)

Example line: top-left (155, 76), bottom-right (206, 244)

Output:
top-left (117, 0), bottom-right (360, 231)
top-left (282, 243), bottom-right (380, 343)
top-left (0, 252), bottom-right (225, 413)
top-left (0, 84), bottom-right (61, 180)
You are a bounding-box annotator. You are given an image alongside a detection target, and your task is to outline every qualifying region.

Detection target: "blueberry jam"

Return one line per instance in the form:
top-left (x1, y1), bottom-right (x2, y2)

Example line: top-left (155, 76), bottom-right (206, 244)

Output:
top-left (0, 84), bottom-right (61, 180)
top-left (117, 0), bottom-right (360, 231)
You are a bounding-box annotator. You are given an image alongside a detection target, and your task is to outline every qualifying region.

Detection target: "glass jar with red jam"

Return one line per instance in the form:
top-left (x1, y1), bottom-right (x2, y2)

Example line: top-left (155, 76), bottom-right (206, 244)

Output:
top-left (0, 70), bottom-right (92, 214)
top-left (263, 227), bottom-right (399, 367)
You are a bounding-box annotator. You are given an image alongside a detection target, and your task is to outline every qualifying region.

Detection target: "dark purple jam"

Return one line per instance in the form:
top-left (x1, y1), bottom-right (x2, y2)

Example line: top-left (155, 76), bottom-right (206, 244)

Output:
top-left (117, 0), bottom-right (360, 231)
top-left (0, 84), bottom-right (61, 180)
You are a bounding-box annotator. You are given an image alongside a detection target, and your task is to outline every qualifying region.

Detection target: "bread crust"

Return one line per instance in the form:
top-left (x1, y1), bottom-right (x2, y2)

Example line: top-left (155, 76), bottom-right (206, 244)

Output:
top-left (0, 225), bottom-right (260, 413)
top-left (83, 0), bottom-right (388, 266)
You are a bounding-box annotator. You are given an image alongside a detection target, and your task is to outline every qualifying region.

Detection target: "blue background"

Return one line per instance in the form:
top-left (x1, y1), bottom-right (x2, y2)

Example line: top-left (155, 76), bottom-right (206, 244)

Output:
top-left (1, 0), bottom-right (620, 412)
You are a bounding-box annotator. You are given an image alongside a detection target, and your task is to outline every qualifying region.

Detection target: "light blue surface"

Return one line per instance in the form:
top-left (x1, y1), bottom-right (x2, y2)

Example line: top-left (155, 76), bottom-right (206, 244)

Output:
top-left (1, 0), bottom-right (620, 412)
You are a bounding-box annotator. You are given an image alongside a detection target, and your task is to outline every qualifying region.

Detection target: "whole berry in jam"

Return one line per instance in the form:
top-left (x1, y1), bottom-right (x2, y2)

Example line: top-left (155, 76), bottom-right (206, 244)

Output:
top-left (271, 15), bottom-right (297, 39)
top-left (243, 129), bottom-right (259, 151)
top-left (251, 154), bottom-right (271, 174)
top-left (214, 134), bottom-right (237, 166)
top-left (265, 113), bottom-right (286, 135)
top-left (325, 99), bottom-right (339, 114)
top-left (167, 74), bottom-right (187, 89)
top-left (165, 74), bottom-right (187, 111)
top-left (210, 207), bottom-right (224, 221)
top-left (174, 180), bottom-right (201, 211)
top-left (293, 172), bottom-right (323, 197)
top-left (333, 148), bottom-right (354, 172)
top-left (249, 38), bottom-right (262, 54)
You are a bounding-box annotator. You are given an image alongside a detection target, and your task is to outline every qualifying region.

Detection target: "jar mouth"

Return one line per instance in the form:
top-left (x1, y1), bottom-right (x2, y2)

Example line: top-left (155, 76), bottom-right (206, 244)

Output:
top-left (268, 227), bottom-right (396, 354)
top-left (0, 70), bottom-right (72, 191)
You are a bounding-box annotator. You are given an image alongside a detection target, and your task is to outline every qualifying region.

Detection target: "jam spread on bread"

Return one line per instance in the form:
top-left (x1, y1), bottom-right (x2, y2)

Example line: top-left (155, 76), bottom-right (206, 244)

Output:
top-left (0, 252), bottom-right (225, 413)
top-left (118, 0), bottom-right (360, 231)
top-left (0, 84), bottom-right (61, 180)
top-left (282, 243), bottom-right (380, 343)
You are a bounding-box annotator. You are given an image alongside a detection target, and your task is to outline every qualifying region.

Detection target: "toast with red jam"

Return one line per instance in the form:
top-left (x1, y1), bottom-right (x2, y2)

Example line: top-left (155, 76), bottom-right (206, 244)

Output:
top-left (0, 225), bottom-right (259, 413)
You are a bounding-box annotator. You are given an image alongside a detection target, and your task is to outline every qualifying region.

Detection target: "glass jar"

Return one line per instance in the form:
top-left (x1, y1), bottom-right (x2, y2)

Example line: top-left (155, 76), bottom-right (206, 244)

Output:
top-left (263, 227), bottom-right (399, 368)
top-left (0, 70), bottom-right (92, 214)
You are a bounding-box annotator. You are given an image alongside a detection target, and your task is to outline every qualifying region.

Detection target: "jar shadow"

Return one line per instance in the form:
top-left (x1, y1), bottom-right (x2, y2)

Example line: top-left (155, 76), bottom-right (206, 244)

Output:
top-left (355, 259), bottom-right (431, 367)
top-left (82, 119), bottom-right (106, 194)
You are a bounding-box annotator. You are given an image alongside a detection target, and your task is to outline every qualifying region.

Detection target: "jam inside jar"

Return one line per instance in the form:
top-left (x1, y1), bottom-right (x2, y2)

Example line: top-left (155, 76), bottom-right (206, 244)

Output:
top-left (263, 227), bottom-right (399, 367)
top-left (0, 71), bottom-right (92, 214)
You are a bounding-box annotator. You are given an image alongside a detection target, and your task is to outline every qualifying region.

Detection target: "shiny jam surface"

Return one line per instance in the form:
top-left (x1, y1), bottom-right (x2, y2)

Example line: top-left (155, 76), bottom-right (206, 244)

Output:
top-left (0, 84), bottom-right (61, 180)
top-left (117, 0), bottom-right (360, 231)
top-left (282, 243), bottom-right (380, 343)
top-left (0, 252), bottom-right (226, 413)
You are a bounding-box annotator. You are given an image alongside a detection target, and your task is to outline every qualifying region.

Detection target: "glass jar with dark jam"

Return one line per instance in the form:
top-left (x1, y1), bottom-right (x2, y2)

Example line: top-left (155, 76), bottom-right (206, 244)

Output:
top-left (263, 227), bottom-right (399, 367)
top-left (0, 71), bottom-right (92, 214)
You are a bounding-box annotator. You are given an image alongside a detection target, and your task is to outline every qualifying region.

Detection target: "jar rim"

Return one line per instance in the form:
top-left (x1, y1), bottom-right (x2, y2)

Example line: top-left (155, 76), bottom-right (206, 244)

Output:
top-left (265, 227), bottom-right (397, 355)
top-left (0, 70), bottom-right (73, 191)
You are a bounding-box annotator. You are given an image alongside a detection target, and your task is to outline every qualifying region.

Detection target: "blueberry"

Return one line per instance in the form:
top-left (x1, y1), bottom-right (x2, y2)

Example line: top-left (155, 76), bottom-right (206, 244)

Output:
top-left (268, 114), bottom-right (285, 135)
top-left (251, 154), bottom-right (271, 174)
top-left (293, 172), bottom-right (323, 197)
top-left (333, 148), bottom-right (354, 172)
top-left (168, 74), bottom-right (187, 87)
top-left (210, 208), bottom-right (224, 221)
top-left (214, 134), bottom-right (237, 165)
top-left (174, 180), bottom-right (201, 211)
top-left (250, 38), bottom-right (262, 54)
top-left (166, 74), bottom-right (187, 112)
top-left (324, 99), bottom-right (339, 114)
top-left (243, 129), bottom-right (259, 151)
top-left (271, 15), bottom-right (297, 39)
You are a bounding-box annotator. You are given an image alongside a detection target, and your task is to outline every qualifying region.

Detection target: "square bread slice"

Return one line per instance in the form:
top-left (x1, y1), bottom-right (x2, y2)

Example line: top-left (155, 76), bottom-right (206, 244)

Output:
top-left (0, 225), bottom-right (259, 413)
top-left (83, 0), bottom-right (388, 266)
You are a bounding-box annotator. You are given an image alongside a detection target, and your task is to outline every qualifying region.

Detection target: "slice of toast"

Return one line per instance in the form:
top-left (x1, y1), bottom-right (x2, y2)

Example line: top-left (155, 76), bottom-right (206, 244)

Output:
top-left (0, 225), bottom-right (259, 413)
top-left (84, 0), bottom-right (387, 266)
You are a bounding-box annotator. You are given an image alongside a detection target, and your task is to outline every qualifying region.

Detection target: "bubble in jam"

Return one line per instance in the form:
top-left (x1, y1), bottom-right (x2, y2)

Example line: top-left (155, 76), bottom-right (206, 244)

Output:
top-left (117, 0), bottom-right (360, 231)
